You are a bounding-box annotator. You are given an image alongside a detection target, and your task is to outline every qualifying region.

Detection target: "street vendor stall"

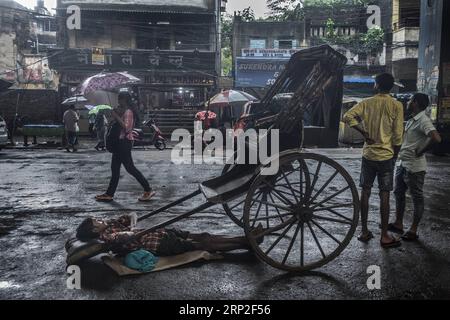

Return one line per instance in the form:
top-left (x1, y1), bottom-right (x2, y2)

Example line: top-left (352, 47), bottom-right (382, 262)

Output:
top-left (22, 124), bottom-right (65, 146)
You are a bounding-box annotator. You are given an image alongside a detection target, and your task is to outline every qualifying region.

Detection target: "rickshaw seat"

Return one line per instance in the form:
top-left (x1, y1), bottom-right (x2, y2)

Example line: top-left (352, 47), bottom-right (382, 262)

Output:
top-left (200, 164), bottom-right (258, 204)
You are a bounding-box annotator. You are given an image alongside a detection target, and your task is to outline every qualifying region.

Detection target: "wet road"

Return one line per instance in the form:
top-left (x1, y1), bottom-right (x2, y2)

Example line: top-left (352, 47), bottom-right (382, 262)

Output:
top-left (0, 144), bottom-right (449, 299)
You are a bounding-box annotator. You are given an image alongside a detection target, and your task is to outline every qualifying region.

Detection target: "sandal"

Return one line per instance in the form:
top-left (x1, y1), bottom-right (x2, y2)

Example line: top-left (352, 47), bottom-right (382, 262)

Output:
top-left (95, 194), bottom-right (113, 202)
top-left (401, 231), bottom-right (419, 241)
top-left (357, 231), bottom-right (374, 243)
top-left (380, 237), bottom-right (402, 249)
top-left (138, 191), bottom-right (156, 202)
top-left (387, 223), bottom-right (404, 234)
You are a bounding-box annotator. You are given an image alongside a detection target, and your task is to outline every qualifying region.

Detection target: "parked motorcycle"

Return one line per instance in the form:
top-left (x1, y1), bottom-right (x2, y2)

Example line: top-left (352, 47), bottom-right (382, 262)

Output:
top-left (133, 119), bottom-right (166, 150)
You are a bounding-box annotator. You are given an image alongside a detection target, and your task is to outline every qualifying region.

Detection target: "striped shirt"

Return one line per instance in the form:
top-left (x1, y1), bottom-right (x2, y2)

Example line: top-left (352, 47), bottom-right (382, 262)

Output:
top-left (99, 215), bottom-right (167, 254)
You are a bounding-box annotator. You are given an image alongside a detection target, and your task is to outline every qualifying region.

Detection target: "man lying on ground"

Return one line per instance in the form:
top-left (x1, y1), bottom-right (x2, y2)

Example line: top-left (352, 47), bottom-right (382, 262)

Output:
top-left (75, 214), bottom-right (263, 256)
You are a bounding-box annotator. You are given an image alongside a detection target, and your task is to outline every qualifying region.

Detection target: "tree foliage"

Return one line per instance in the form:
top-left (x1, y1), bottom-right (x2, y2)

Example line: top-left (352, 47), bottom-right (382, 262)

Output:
top-left (237, 7), bottom-right (256, 22)
top-left (221, 13), bottom-right (233, 49)
top-left (266, 0), bottom-right (304, 21)
top-left (266, 0), bottom-right (384, 54)
top-left (221, 47), bottom-right (232, 76)
top-left (266, 0), bottom-right (373, 20)
top-left (304, 0), bottom-right (372, 7)
top-left (220, 13), bottom-right (233, 76)
top-left (319, 19), bottom-right (384, 54)
top-left (360, 26), bottom-right (384, 54)
top-left (220, 7), bottom-right (256, 76)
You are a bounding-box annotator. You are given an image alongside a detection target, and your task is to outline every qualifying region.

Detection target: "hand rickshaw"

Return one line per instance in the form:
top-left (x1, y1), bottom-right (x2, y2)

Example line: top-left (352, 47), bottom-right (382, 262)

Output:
top-left (66, 45), bottom-right (360, 272)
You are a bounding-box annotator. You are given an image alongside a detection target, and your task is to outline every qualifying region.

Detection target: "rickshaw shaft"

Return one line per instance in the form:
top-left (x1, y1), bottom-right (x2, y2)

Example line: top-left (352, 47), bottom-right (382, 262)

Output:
top-left (137, 189), bottom-right (202, 222)
top-left (135, 201), bottom-right (215, 238)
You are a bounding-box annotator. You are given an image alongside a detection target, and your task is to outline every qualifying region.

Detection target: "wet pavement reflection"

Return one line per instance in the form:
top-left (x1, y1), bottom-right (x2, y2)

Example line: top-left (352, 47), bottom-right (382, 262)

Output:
top-left (0, 146), bottom-right (449, 299)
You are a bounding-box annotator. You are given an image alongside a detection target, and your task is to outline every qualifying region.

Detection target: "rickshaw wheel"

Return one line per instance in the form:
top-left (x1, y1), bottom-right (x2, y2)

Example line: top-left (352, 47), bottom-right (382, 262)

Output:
top-left (222, 163), bottom-right (246, 228)
top-left (243, 152), bottom-right (359, 272)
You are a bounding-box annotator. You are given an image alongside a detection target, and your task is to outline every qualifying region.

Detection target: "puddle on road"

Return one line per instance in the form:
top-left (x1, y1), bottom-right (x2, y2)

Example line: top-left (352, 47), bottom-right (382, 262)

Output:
top-left (0, 281), bottom-right (21, 289)
top-left (0, 217), bottom-right (19, 236)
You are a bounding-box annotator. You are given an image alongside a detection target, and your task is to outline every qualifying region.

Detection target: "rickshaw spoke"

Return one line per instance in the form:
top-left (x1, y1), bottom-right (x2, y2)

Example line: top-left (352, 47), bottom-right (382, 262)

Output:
top-left (306, 221), bottom-right (326, 258)
top-left (271, 187), bottom-right (299, 200)
top-left (308, 170), bottom-right (339, 205)
top-left (300, 223), bottom-right (304, 266)
top-left (229, 198), bottom-right (245, 211)
top-left (312, 214), bottom-right (353, 225)
top-left (231, 191), bottom-right (262, 211)
top-left (274, 167), bottom-right (298, 184)
top-left (269, 187), bottom-right (295, 206)
top-left (249, 212), bottom-right (293, 222)
top-left (261, 180), bottom-right (294, 206)
top-left (300, 166), bottom-right (304, 202)
top-left (307, 161), bottom-right (322, 199)
top-left (282, 222), bottom-right (301, 265)
top-left (275, 185), bottom-right (302, 195)
top-left (267, 188), bottom-right (294, 207)
top-left (251, 199), bottom-right (292, 212)
top-left (268, 193), bottom-right (285, 223)
top-left (314, 204), bottom-right (353, 222)
top-left (310, 219), bottom-right (341, 245)
top-left (251, 195), bottom-right (265, 228)
top-left (281, 169), bottom-right (300, 204)
top-left (264, 220), bottom-right (296, 256)
top-left (312, 202), bottom-right (353, 211)
top-left (310, 186), bottom-right (351, 209)
top-left (265, 203), bottom-right (269, 228)
top-left (257, 217), bottom-right (297, 238)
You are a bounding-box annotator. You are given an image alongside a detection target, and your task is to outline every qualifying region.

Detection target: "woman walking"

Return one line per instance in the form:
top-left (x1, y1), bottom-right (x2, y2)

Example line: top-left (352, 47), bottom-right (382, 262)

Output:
top-left (95, 92), bottom-right (155, 202)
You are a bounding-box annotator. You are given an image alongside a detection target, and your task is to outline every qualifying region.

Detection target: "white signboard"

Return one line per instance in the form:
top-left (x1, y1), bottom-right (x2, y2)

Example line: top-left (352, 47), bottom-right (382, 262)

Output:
top-left (242, 48), bottom-right (300, 58)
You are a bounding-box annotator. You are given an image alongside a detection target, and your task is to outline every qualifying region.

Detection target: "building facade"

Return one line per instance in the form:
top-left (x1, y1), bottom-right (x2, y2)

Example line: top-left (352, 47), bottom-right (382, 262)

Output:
top-left (33, 0), bottom-right (57, 54)
top-left (391, 0), bottom-right (420, 91)
top-left (0, 0), bottom-right (57, 90)
top-left (232, 17), bottom-right (306, 98)
top-left (417, 0), bottom-right (450, 152)
top-left (0, 1), bottom-right (33, 84)
top-left (49, 0), bottom-right (222, 113)
top-left (232, 1), bottom-right (393, 98)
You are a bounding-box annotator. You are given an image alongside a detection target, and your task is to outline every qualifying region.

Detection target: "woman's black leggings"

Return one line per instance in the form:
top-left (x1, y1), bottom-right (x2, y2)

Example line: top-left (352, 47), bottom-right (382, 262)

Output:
top-left (106, 140), bottom-right (151, 196)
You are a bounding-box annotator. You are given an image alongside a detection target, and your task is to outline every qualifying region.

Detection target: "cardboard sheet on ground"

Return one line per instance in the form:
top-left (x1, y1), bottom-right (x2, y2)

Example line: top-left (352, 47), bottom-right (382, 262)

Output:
top-left (102, 251), bottom-right (223, 276)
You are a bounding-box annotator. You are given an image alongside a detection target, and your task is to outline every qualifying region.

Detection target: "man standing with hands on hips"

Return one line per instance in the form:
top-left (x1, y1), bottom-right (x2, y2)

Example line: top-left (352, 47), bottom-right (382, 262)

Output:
top-left (343, 73), bottom-right (404, 248)
top-left (389, 93), bottom-right (441, 241)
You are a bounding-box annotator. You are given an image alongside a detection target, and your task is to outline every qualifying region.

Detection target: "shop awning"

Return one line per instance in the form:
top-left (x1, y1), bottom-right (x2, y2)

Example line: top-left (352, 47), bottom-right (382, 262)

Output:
top-left (343, 76), bottom-right (375, 83)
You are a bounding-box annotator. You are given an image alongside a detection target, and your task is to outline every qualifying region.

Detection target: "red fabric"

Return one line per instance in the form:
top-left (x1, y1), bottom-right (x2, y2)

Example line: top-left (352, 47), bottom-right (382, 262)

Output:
top-left (195, 111), bottom-right (217, 130)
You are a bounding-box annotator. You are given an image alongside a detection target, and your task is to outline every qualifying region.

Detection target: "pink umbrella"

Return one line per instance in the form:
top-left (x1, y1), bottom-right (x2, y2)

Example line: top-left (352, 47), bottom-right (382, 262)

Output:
top-left (77, 72), bottom-right (140, 96)
top-left (207, 90), bottom-right (257, 108)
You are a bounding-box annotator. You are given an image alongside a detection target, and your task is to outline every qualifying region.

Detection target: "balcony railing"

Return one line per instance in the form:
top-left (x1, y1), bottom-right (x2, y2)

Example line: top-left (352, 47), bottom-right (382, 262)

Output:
top-left (393, 26), bottom-right (420, 44)
top-left (393, 18), bottom-right (420, 31)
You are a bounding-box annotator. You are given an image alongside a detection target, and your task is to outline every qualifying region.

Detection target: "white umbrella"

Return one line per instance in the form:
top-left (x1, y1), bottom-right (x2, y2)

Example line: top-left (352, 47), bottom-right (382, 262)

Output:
top-left (86, 90), bottom-right (118, 108)
top-left (62, 95), bottom-right (88, 105)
